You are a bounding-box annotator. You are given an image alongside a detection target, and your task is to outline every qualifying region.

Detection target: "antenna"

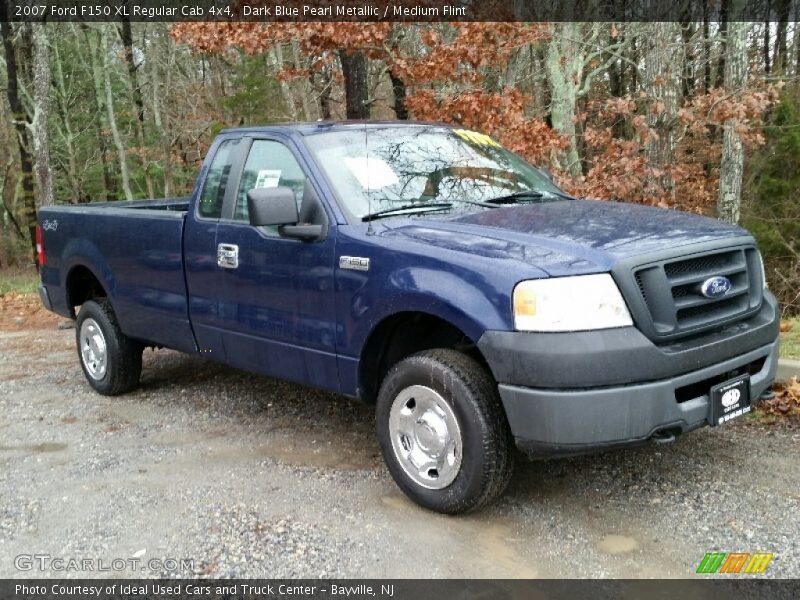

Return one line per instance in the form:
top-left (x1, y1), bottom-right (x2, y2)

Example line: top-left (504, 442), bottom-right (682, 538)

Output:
top-left (365, 120), bottom-right (374, 236)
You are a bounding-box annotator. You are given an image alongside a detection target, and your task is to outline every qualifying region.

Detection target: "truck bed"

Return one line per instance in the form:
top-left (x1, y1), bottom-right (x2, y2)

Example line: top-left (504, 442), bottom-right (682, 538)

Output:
top-left (43, 196), bottom-right (191, 213)
top-left (38, 197), bottom-right (197, 353)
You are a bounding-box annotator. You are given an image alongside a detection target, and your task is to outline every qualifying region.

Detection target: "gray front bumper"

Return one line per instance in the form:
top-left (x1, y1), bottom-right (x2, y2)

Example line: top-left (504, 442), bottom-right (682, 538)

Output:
top-left (498, 340), bottom-right (778, 456)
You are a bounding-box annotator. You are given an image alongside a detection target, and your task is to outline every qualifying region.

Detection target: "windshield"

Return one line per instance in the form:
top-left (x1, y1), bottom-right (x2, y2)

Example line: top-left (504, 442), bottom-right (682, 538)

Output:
top-left (306, 126), bottom-right (568, 220)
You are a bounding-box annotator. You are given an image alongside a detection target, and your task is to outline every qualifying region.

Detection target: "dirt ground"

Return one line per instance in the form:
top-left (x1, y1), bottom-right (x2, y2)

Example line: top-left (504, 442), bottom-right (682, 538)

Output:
top-left (0, 292), bottom-right (60, 331)
top-left (0, 294), bottom-right (798, 579)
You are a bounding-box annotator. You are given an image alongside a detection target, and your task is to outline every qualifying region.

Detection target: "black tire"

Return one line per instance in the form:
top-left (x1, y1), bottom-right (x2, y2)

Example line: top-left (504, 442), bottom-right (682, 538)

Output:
top-left (75, 299), bottom-right (143, 396)
top-left (376, 349), bottom-right (514, 514)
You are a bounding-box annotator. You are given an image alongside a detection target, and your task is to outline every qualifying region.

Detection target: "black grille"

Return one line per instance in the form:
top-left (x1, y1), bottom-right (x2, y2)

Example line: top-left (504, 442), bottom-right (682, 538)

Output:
top-left (629, 246), bottom-right (763, 340)
top-left (664, 253), bottom-right (732, 278)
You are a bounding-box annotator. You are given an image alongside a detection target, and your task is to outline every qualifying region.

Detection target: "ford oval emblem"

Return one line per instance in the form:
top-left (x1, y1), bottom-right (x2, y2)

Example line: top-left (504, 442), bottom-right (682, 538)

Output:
top-left (700, 276), bottom-right (732, 299)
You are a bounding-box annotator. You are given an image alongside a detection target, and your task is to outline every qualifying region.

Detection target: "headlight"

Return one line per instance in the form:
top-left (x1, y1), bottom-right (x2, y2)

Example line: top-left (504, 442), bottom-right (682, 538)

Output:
top-left (513, 273), bottom-right (633, 332)
top-left (758, 252), bottom-right (768, 289)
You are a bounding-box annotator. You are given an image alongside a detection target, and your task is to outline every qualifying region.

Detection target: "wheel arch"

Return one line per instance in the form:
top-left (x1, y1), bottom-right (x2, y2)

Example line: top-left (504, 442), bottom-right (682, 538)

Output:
top-left (358, 310), bottom-right (495, 404)
top-left (65, 264), bottom-right (109, 319)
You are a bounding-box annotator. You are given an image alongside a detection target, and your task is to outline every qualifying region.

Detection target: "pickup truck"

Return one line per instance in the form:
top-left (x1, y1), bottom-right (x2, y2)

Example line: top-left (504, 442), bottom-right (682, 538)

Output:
top-left (37, 122), bottom-right (779, 514)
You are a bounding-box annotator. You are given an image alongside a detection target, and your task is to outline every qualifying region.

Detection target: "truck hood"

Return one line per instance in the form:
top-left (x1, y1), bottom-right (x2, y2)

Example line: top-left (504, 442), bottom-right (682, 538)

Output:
top-left (379, 199), bottom-right (751, 276)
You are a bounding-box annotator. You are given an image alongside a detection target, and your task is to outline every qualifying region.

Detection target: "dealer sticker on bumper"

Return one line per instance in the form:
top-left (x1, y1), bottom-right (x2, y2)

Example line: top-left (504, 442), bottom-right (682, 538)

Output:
top-left (709, 374), bottom-right (751, 426)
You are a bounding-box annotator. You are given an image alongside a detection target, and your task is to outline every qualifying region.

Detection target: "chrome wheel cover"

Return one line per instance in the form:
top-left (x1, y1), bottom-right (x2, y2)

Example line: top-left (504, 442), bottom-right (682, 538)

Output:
top-left (79, 318), bottom-right (108, 381)
top-left (388, 385), bottom-right (462, 490)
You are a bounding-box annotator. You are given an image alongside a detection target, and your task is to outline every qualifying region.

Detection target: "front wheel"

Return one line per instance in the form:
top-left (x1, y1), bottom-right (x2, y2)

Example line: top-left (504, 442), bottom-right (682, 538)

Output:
top-left (75, 299), bottom-right (143, 396)
top-left (376, 349), bottom-right (514, 514)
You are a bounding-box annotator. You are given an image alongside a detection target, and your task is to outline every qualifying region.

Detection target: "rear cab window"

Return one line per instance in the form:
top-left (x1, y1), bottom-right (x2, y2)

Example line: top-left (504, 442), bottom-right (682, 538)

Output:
top-left (198, 138), bottom-right (240, 219)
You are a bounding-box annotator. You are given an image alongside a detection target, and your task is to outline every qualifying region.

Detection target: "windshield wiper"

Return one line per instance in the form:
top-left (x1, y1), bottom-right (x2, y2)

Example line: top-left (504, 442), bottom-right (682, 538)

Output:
top-left (485, 190), bottom-right (545, 204)
top-left (487, 189), bottom-right (575, 204)
top-left (542, 189), bottom-right (577, 201)
top-left (362, 202), bottom-right (453, 222)
top-left (457, 198), bottom-right (502, 209)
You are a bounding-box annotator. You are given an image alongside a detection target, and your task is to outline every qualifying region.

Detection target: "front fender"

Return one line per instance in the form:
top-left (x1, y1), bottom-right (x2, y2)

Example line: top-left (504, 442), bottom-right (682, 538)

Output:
top-left (344, 266), bottom-right (512, 356)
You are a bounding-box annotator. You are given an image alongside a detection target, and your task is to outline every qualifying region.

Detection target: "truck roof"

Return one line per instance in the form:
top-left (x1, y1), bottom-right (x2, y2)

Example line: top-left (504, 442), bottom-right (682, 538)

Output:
top-left (220, 120), bottom-right (454, 136)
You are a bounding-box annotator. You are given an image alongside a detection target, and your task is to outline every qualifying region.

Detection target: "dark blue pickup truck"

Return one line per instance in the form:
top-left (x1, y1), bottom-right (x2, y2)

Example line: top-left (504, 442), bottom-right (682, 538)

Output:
top-left (37, 122), bottom-right (779, 513)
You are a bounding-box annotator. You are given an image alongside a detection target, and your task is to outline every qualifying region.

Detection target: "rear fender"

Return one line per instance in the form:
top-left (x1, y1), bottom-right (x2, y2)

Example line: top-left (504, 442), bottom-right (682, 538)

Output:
top-left (61, 238), bottom-right (117, 315)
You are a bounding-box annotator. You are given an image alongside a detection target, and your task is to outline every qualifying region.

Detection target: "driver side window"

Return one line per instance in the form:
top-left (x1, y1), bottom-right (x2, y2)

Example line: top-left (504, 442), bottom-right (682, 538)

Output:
top-left (234, 140), bottom-right (306, 229)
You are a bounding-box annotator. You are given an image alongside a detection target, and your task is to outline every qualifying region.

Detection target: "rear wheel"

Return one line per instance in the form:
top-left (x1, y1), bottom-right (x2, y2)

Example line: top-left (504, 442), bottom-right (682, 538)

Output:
top-left (75, 299), bottom-right (142, 396)
top-left (376, 349), bottom-right (514, 514)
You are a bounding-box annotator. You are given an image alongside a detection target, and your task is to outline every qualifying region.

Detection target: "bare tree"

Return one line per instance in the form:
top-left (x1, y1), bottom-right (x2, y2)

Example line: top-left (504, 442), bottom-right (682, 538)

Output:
top-left (101, 25), bottom-right (134, 201)
top-left (644, 22), bottom-right (682, 195)
top-left (118, 19), bottom-right (154, 197)
top-left (148, 26), bottom-right (173, 196)
top-left (1, 17), bottom-right (37, 260)
top-left (52, 30), bottom-right (82, 204)
top-left (339, 50), bottom-right (370, 119)
top-left (78, 24), bottom-right (115, 200)
top-left (271, 44), bottom-right (299, 121)
top-left (717, 20), bottom-right (749, 223)
top-left (545, 23), bottom-right (585, 178)
top-left (30, 23), bottom-right (54, 207)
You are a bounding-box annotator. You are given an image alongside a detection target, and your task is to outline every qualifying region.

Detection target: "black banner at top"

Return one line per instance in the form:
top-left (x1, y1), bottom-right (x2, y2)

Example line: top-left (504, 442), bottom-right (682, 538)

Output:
top-left (3, 0), bottom-right (799, 22)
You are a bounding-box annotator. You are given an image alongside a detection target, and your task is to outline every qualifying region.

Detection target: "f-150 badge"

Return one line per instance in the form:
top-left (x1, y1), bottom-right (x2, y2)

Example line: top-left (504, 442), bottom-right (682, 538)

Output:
top-left (339, 256), bottom-right (370, 271)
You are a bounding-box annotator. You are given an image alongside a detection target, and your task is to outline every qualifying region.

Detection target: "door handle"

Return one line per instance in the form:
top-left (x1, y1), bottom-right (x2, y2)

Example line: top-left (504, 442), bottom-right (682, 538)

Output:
top-left (217, 243), bottom-right (239, 269)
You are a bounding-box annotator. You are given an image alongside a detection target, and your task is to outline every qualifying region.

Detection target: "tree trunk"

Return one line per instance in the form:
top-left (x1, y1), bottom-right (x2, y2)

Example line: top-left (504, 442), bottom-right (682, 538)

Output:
top-left (681, 22), bottom-right (696, 99)
top-left (118, 19), bottom-right (154, 198)
top-left (717, 21), bottom-right (748, 223)
top-left (150, 29), bottom-right (173, 197)
top-left (53, 33), bottom-right (81, 204)
top-left (31, 24), bottom-right (55, 207)
top-left (608, 22), bottom-right (628, 97)
top-left (271, 43), bottom-right (298, 121)
top-left (0, 18), bottom-right (37, 261)
top-left (388, 69), bottom-right (408, 120)
top-left (644, 22), bottom-right (682, 196)
top-left (291, 40), bottom-right (315, 120)
top-left (317, 68), bottom-right (332, 120)
top-left (83, 24), bottom-right (114, 199)
top-left (703, 4), bottom-right (712, 91)
top-left (339, 50), bottom-right (369, 119)
top-left (545, 23), bottom-right (584, 178)
top-left (774, 0), bottom-right (791, 72)
top-left (716, 0), bottom-right (729, 87)
top-left (763, 20), bottom-right (771, 73)
top-left (796, 4), bottom-right (800, 75)
top-left (607, 25), bottom-right (629, 138)
top-left (102, 26), bottom-right (134, 201)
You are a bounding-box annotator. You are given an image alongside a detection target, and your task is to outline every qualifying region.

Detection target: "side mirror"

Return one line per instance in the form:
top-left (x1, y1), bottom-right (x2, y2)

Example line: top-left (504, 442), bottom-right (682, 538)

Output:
top-left (246, 186), bottom-right (323, 242)
top-left (247, 187), bottom-right (298, 227)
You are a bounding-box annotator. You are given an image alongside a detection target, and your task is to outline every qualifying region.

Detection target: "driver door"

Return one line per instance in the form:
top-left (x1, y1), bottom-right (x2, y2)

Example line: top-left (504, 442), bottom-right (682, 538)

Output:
top-left (212, 137), bottom-right (339, 392)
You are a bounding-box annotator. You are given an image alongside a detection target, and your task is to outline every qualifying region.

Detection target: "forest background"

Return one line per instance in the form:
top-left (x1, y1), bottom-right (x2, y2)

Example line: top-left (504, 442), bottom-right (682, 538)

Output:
top-left (0, 15), bottom-right (798, 312)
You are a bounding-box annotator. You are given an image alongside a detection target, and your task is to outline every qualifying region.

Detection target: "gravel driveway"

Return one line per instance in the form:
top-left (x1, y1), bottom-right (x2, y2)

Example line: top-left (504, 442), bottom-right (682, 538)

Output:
top-left (0, 321), bottom-right (798, 579)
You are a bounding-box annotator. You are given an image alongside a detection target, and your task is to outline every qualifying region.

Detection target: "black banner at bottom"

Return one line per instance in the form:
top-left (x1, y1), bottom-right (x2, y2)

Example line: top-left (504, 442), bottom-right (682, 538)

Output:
top-left (2, 579), bottom-right (800, 600)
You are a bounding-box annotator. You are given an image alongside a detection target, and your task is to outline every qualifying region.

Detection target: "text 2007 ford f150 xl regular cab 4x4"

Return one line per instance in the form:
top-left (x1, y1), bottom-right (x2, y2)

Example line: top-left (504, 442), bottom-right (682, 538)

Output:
top-left (37, 122), bottom-right (779, 513)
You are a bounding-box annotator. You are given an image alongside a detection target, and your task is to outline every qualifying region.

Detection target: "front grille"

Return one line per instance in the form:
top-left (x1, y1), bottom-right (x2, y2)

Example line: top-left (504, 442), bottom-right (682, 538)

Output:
top-left (628, 246), bottom-right (763, 340)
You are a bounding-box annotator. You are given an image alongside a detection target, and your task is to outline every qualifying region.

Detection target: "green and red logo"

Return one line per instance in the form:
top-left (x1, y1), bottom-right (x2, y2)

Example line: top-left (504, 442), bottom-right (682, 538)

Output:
top-left (696, 552), bottom-right (773, 574)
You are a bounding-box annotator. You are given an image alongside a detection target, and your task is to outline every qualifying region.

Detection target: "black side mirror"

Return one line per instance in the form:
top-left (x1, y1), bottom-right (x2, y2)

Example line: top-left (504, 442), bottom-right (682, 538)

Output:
top-left (247, 186), bottom-right (323, 242)
top-left (247, 187), bottom-right (298, 226)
